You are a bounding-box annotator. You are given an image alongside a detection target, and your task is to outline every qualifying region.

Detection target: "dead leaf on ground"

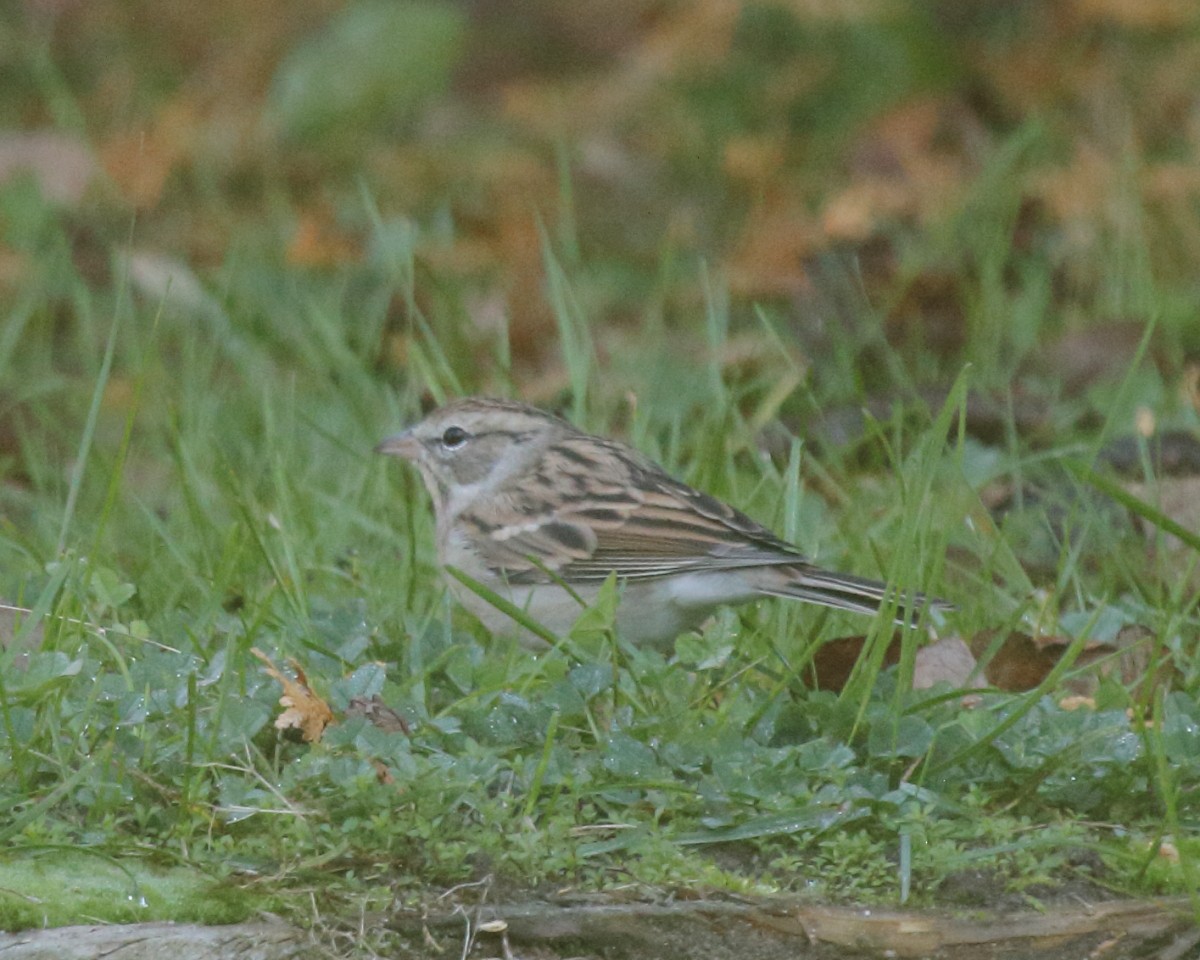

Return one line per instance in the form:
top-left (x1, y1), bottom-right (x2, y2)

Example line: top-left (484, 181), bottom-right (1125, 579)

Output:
top-left (972, 625), bottom-right (1172, 696)
top-left (821, 98), bottom-right (978, 243)
top-left (345, 694), bottom-right (410, 735)
top-left (286, 208), bottom-right (362, 268)
top-left (810, 632), bottom-right (994, 694)
top-left (1041, 318), bottom-right (1159, 394)
top-left (100, 100), bottom-right (204, 209)
top-left (809, 634), bottom-right (901, 692)
top-left (975, 630), bottom-right (1074, 692)
top-left (912, 635), bottom-right (985, 690)
top-left (252, 647), bottom-right (333, 743)
top-left (725, 198), bottom-right (823, 297)
top-left (988, 624), bottom-right (1176, 696)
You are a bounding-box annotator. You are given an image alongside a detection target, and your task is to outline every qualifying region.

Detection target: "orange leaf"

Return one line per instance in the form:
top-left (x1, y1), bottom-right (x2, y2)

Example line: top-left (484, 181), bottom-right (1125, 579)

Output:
top-left (252, 648), bottom-right (334, 743)
top-left (100, 101), bottom-right (201, 210)
top-left (286, 211), bottom-right (360, 268)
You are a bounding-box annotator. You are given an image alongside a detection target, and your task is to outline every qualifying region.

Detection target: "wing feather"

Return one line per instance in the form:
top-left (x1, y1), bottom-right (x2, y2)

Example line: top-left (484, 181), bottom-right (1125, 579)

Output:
top-left (464, 433), bottom-right (811, 584)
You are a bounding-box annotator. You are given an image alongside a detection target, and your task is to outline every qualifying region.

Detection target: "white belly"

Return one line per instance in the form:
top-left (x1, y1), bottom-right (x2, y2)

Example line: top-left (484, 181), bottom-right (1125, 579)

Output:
top-left (443, 560), bottom-right (760, 648)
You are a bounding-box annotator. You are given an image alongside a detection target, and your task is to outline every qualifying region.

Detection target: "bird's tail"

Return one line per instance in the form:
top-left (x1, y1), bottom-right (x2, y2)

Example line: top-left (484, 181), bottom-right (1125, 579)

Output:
top-left (761, 565), bottom-right (952, 623)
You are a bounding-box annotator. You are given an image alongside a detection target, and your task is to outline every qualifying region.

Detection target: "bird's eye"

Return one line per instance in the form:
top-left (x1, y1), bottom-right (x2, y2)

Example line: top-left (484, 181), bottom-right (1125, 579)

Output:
top-left (440, 425), bottom-right (469, 450)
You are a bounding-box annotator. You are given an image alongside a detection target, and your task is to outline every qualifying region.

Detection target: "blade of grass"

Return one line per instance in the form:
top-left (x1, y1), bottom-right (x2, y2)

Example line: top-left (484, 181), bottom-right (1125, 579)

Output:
top-left (443, 564), bottom-right (559, 647)
top-left (540, 223), bottom-right (593, 422)
top-left (57, 292), bottom-right (125, 555)
top-left (521, 708), bottom-right (561, 822)
top-left (0, 760), bottom-right (93, 845)
top-left (1063, 459), bottom-right (1200, 554)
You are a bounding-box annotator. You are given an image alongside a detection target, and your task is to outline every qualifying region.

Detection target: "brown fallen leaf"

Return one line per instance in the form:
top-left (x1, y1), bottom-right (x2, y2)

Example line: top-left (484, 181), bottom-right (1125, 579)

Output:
top-left (810, 633), bottom-right (988, 694)
top-left (724, 197), bottom-right (822, 297)
top-left (809, 634), bottom-right (901, 692)
top-left (345, 695), bottom-right (410, 735)
top-left (975, 630), bottom-right (1066, 692)
top-left (1041, 319), bottom-right (1159, 394)
top-left (286, 207), bottom-right (361, 268)
top-left (972, 627), bottom-right (1167, 696)
top-left (821, 97), bottom-right (976, 244)
top-left (100, 99), bottom-right (202, 209)
top-left (252, 647), bottom-right (334, 743)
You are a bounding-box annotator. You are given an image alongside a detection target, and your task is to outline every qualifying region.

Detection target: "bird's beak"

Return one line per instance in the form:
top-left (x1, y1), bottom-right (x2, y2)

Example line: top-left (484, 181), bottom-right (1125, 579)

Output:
top-left (375, 429), bottom-right (419, 459)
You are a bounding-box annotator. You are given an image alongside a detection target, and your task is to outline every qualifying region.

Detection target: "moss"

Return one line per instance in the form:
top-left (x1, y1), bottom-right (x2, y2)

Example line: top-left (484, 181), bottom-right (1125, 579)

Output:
top-left (0, 853), bottom-right (260, 932)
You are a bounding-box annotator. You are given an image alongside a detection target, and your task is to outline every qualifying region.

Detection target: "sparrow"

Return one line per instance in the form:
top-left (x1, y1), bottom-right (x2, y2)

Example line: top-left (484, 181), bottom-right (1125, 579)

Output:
top-left (378, 397), bottom-right (948, 647)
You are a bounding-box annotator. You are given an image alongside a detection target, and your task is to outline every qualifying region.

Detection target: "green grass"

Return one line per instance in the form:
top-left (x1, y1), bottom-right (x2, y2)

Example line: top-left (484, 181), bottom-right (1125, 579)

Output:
top-left (2, 24), bottom-right (1200, 948)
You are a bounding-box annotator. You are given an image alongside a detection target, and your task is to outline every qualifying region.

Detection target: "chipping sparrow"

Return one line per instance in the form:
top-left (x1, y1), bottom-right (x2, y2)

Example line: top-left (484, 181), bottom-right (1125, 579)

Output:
top-left (378, 397), bottom-right (948, 647)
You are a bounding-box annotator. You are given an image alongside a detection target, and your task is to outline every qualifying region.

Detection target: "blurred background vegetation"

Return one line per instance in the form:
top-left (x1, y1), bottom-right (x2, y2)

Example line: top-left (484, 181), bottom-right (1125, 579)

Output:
top-left (4, 0), bottom-right (1200, 397)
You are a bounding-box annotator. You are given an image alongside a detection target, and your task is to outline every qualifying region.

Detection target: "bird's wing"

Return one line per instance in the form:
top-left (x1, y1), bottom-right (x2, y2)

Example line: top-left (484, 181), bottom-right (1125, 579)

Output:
top-left (463, 435), bottom-right (807, 584)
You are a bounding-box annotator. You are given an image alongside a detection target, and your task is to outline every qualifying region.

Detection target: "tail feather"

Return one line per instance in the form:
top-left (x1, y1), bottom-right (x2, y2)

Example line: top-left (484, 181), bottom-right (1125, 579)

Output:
top-left (761, 567), bottom-right (952, 623)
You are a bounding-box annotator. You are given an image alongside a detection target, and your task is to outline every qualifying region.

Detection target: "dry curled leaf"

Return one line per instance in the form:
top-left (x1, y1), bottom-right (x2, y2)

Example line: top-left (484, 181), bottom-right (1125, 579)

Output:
top-left (345, 694), bottom-right (410, 735)
top-left (252, 647), bottom-right (334, 743)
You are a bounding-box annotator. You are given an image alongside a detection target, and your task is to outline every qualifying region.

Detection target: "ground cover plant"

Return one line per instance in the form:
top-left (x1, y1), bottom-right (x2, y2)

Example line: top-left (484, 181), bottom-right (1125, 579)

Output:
top-left (1, 1), bottom-right (1199, 955)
